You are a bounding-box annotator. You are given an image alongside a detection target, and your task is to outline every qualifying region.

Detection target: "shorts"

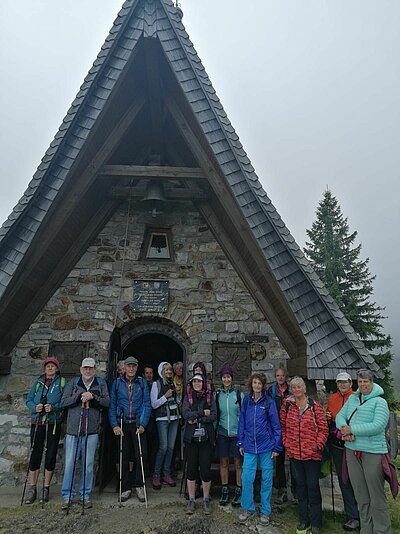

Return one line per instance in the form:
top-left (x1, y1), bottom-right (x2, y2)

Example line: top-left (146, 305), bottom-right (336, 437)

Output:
top-left (217, 433), bottom-right (241, 459)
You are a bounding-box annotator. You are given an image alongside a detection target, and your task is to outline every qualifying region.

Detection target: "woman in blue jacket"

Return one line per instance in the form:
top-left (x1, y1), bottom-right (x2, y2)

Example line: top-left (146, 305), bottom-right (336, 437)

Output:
top-left (237, 372), bottom-right (282, 526)
top-left (25, 357), bottom-right (65, 504)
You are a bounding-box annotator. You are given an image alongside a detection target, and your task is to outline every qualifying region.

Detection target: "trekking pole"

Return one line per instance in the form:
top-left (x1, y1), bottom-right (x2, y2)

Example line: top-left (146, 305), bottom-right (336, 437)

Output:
top-left (20, 413), bottom-right (40, 506)
top-left (179, 447), bottom-right (187, 497)
top-left (41, 415), bottom-right (49, 509)
top-left (118, 411), bottom-right (123, 507)
top-left (82, 401), bottom-right (90, 516)
top-left (66, 402), bottom-right (84, 515)
top-left (136, 425), bottom-right (148, 509)
top-left (330, 456), bottom-right (335, 521)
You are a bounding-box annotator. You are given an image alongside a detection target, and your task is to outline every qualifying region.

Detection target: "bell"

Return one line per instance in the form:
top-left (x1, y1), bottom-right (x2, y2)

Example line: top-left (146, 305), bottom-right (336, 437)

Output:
top-left (142, 180), bottom-right (166, 203)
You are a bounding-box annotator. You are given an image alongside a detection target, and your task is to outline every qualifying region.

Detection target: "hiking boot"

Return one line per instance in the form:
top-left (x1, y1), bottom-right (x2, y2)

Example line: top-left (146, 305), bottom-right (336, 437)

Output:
top-left (136, 486), bottom-right (146, 502)
top-left (231, 486), bottom-right (241, 507)
top-left (343, 518), bottom-right (360, 531)
top-left (274, 488), bottom-right (288, 504)
top-left (62, 500), bottom-right (71, 511)
top-left (219, 485), bottom-right (229, 506)
top-left (259, 514), bottom-right (270, 525)
top-left (296, 524), bottom-right (311, 534)
top-left (25, 486), bottom-right (37, 504)
top-left (39, 486), bottom-right (49, 504)
top-left (79, 499), bottom-right (93, 509)
top-left (238, 510), bottom-right (255, 524)
top-left (152, 474), bottom-right (161, 490)
top-left (186, 499), bottom-right (195, 515)
top-left (204, 498), bottom-right (212, 515)
top-left (121, 489), bottom-right (131, 502)
top-left (162, 475), bottom-right (176, 487)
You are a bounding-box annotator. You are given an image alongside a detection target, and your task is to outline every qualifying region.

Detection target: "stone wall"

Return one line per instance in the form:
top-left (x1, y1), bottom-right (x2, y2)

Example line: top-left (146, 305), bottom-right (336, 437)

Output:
top-left (0, 202), bottom-right (288, 486)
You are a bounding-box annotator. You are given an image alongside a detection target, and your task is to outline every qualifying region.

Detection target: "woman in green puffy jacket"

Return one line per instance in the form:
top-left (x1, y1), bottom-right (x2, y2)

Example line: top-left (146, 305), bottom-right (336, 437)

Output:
top-left (336, 368), bottom-right (391, 534)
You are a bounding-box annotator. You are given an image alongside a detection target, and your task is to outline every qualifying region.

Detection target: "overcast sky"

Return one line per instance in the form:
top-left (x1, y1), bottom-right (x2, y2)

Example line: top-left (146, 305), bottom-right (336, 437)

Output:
top-left (1, 1), bottom-right (399, 372)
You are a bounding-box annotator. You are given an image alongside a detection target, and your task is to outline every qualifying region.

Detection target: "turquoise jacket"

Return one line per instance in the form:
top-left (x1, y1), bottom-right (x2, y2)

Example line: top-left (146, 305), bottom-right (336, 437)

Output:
top-left (335, 383), bottom-right (389, 454)
top-left (216, 387), bottom-right (244, 437)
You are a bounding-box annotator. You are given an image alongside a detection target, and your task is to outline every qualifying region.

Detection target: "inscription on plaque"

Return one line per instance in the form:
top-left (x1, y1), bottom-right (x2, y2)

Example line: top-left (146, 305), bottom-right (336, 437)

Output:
top-left (212, 343), bottom-right (251, 385)
top-left (132, 280), bottom-right (169, 312)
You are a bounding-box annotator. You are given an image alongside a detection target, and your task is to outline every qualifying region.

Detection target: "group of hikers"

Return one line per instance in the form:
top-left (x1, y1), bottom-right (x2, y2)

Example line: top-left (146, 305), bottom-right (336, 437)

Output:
top-left (23, 355), bottom-right (392, 534)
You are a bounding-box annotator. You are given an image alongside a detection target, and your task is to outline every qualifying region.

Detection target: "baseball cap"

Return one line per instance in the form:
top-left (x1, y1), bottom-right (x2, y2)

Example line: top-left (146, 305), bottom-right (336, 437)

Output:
top-left (125, 356), bottom-right (138, 365)
top-left (336, 372), bottom-right (352, 382)
top-left (81, 357), bottom-right (96, 368)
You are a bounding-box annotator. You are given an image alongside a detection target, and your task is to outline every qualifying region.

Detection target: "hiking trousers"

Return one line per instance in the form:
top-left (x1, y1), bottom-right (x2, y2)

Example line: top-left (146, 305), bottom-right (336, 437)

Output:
top-left (346, 449), bottom-right (391, 534)
top-left (331, 444), bottom-right (359, 521)
top-left (291, 458), bottom-right (322, 528)
top-left (121, 423), bottom-right (147, 492)
top-left (241, 451), bottom-right (273, 516)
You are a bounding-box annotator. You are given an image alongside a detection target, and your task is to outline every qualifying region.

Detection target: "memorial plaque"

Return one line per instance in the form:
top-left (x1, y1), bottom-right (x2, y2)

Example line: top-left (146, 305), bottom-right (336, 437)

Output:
top-left (212, 343), bottom-right (251, 385)
top-left (132, 280), bottom-right (169, 312)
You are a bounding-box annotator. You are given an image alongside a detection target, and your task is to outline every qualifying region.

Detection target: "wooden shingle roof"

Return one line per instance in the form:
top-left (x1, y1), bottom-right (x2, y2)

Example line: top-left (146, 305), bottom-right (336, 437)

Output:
top-left (0, 0), bottom-right (381, 379)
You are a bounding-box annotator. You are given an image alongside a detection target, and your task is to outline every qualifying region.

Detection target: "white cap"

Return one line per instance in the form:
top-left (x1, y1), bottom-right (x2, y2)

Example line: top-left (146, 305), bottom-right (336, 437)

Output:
top-left (81, 357), bottom-right (96, 368)
top-left (336, 372), bottom-right (352, 382)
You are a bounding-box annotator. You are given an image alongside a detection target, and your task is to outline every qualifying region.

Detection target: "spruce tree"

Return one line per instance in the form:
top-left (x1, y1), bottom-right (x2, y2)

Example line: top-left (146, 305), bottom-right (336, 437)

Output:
top-left (304, 189), bottom-right (396, 406)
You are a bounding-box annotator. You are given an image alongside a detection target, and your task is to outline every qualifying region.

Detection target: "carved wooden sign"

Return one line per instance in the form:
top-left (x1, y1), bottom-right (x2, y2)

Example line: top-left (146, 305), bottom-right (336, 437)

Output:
top-left (212, 343), bottom-right (251, 385)
top-left (49, 341), bottom-right (90, 379)
top-left (132, 280), bottom-right (169, 312)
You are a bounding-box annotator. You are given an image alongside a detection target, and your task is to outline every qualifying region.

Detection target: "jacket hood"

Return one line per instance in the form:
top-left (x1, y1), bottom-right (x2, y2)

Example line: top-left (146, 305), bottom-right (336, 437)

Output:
top-left (158, 361), bottom-right (169, 379)
top-left (354, 382), bottom-right (384, 399)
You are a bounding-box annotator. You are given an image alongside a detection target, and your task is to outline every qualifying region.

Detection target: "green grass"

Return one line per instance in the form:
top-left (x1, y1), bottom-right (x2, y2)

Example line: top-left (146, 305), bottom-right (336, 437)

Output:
top-left (273, 507), bottom-right (347, 534)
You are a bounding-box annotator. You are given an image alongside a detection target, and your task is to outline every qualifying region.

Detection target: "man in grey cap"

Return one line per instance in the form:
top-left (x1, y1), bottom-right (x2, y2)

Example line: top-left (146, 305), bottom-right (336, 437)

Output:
top-left (326, 372), bottom-right (360, 531)
top-left (60, 357), bottom-right (109, 509)
top-left (109, 356), bottom-right (151, 502)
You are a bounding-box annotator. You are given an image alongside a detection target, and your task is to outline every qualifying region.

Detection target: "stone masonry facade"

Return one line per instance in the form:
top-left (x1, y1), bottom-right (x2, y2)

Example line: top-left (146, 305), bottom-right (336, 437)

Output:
top-left (0, 202), bottom-right (288, 486)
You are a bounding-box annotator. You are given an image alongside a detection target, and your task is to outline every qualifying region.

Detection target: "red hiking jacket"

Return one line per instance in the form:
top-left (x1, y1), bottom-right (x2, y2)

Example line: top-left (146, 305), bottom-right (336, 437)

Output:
top-left (280, 396), bottom-right (328, 461)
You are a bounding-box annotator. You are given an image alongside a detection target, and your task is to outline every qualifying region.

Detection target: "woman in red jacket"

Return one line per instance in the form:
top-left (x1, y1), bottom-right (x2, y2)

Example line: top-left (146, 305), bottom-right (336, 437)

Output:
top-left (280, 377), bottom-right (328, 534)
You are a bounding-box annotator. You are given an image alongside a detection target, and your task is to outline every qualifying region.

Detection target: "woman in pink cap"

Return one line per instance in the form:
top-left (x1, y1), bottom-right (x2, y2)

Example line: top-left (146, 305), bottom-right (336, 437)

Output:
top-left (25, 356), bottom-right (65, 504)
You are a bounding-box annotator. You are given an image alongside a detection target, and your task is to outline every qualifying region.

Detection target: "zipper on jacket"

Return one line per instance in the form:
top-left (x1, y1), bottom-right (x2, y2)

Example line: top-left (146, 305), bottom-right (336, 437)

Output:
top-left (298, 411), bottom-right (302, 459)
top-left (227, 391), bottom-right (230, 436)
top-left (254, 398), bottom-right (258, 454)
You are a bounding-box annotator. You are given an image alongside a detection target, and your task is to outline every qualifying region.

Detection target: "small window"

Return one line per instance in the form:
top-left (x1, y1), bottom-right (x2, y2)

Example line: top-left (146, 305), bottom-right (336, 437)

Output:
top-left (140, 227), bottom-right (173, 261)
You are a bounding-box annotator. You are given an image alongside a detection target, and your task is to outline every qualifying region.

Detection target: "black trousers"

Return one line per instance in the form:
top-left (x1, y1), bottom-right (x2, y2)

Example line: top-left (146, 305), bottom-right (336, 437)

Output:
top-left (186, 441), bottom-right (212, 483)
top-left (290, 458), bottom-right (322, 528)
top-left (29, 423), bottom-right (61, 472)
top-left (121, 424), bottom-right (147, 492)
top-left (274, 447), bottom-right (297, 496)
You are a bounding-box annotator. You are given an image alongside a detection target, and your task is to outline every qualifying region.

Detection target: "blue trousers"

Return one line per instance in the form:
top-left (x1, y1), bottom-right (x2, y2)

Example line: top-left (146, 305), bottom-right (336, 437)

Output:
top-left (241, 451), bottom-right (274, 516)
top-left (154, 419), bottom-right (179, 477)
top-left (61, 434), bottom-right (98, 501)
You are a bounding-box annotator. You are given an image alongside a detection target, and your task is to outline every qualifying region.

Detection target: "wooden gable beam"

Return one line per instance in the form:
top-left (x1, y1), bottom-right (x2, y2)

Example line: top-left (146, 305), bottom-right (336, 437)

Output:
top-left (198, 201), bottom-right (299, 357)
top-left (0, 96), bottom-right (146, 326)
top-left (98, 165), bottom-right (205, 179)
top-left (164, 96), bottom-right (306, 358)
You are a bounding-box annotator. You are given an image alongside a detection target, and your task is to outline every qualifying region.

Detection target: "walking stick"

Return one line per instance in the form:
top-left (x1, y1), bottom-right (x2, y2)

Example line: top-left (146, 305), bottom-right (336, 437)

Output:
top-left (20, 413), bottom-right (40, 506)
top-left (66, 402), bottom-right (84, 515)
top-left (118, 411), bottom-right (123, 507)
top-left (330, 456), bottom-right (336, 521)
top-left (82, 401), bottom-right (90, 516)
top-left (41, 415), bottom-right (49, 509)
top-left (136, 426), bottom-right (148, 509)
top-left (179, 447), bottom-right (187, 497)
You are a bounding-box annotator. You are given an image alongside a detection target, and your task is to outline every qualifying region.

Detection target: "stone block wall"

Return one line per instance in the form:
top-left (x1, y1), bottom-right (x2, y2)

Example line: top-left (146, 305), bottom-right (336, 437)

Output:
top-left (0, 202), bottom-right (288, 486)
